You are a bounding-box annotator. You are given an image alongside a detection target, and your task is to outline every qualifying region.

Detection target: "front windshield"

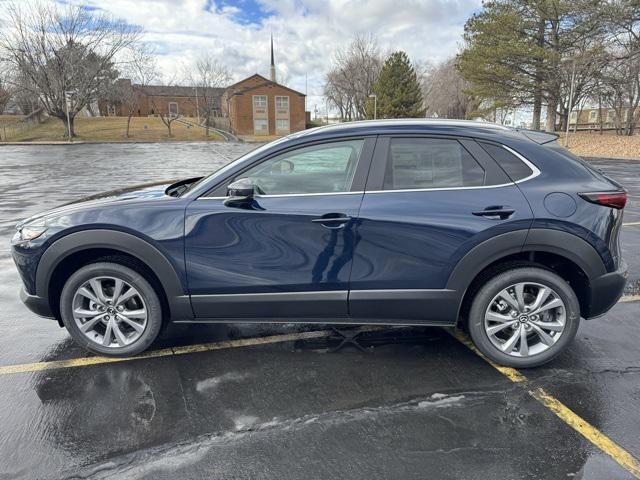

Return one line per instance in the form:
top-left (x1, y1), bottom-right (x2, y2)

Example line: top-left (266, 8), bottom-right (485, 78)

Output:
top-left (180, 136), bottom-right (292, 197)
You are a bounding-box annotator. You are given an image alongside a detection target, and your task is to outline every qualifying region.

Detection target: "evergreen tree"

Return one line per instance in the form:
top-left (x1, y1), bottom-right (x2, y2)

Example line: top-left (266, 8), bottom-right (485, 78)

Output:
top-left (368, 51), bottom-right (425, 118)
top-left (457, 0), bottom-right (602, 130)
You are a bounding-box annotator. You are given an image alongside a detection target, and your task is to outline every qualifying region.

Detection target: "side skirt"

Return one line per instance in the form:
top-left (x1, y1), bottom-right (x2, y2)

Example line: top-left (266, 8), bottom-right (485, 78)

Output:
top-left (172, 317), bottom-right (457, 327)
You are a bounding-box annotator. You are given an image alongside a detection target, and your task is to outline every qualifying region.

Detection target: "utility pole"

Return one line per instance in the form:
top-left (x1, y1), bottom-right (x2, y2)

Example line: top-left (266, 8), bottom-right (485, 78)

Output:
top-left (325, 97), bottom-right (329, 124)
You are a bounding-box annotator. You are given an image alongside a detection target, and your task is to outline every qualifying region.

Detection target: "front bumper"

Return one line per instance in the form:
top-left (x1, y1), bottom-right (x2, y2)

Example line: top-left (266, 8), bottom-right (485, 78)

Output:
top-left (586, 260), bottom-right (628, 319)
top-left (20, 288), bottom-right (55, 319)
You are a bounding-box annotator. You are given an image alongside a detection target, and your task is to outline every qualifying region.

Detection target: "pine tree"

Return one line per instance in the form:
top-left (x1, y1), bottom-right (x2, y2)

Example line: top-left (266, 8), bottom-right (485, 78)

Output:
top-left (368, 51), bottom-right (425, 119)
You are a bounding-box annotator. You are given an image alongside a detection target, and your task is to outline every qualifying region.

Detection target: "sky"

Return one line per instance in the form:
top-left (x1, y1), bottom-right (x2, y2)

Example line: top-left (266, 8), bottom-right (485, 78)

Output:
top-left (3, 0), bottom-right (484, 116)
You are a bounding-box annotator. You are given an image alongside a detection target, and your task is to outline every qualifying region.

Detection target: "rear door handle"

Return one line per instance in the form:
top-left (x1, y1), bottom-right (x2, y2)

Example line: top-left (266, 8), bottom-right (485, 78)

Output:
top-left (472, 207), bottom-right (515, 220)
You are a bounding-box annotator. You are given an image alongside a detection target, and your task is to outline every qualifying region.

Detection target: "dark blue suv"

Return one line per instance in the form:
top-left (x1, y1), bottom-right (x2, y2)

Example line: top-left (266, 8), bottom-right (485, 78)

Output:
top-left (11, 120), bottom-right (628, 367)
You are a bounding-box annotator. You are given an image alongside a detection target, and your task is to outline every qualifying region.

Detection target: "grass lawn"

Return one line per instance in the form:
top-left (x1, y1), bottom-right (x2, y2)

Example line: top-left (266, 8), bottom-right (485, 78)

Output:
top-left (4, 116), bottom-right (225, 142)
top-left (0, 114), bottom-right (25, 126)
top-left (560, 131), bottom-right (640, 159)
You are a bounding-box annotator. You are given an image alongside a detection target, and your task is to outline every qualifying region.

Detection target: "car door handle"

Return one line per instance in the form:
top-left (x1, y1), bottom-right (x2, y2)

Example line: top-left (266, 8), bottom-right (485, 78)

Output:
top-left (472, 207), bottom-right (515, 220)
top-left (311, 214), bottom-right (352, 228)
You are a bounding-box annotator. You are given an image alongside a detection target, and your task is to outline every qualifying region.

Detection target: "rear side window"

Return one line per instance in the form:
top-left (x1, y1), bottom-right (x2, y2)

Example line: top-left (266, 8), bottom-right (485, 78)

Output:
top-left (479, 142), bottom-right (533, 181)
top-left (383, 138), bottom-right (485, 190)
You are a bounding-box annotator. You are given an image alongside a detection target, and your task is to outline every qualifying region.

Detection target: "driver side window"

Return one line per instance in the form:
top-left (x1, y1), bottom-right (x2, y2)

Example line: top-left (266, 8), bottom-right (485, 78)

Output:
top-left (241, 139), bottom-right (364, 195)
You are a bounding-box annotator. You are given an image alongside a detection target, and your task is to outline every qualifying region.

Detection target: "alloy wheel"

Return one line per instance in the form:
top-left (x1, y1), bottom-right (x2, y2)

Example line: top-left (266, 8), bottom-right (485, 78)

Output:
top-left (484, 282), bottom-right (566, 358)
top-left (72, 276), bottom-right (148, 348)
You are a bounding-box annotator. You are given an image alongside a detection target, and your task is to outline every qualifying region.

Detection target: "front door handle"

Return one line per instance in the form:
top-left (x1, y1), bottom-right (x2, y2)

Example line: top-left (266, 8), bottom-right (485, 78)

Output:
top-left (311, 214), bottom-right (352, 228)
top-left (472, 207), bottom-right (515, 220)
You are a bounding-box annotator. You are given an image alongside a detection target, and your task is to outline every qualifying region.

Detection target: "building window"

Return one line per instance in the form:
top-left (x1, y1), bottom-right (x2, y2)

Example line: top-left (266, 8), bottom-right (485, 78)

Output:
top-left (607, 109), bottom-right (616, 123)
top-left (276, 119), bottom-right (289, 133)
top-left (588, 110), bottom-right (598, 123)
top-left (254, 118), bottom-right (268, 135)
top-left (168, 102), bottom-right (179, 116)
top-left (569, 111), bottom-right (577, 124)
top-left (275, 96), bottom-right (289, 109)
top-left (253, 95), bottom-right (267, 108)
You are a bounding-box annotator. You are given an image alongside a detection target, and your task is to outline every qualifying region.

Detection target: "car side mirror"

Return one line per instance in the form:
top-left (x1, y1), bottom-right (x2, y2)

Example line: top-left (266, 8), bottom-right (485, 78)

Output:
top-left (224, 178), bottom-right (255, 208)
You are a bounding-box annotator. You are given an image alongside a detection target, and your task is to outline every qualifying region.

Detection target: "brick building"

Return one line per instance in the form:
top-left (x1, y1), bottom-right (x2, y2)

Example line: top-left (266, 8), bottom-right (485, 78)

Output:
top-left (222, 37), bottom-right (306, 137)
top-left (568, 106), bottom-right (640, 131)
top-left (99, 37), bottom-right (308, 137)
top-left (222, 74), bottom-right (306, 137)
top-left (99, 80), bottom-right (224, 118)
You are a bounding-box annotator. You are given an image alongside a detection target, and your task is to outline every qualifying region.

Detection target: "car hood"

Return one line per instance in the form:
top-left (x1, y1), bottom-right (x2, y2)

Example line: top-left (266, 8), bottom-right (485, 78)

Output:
top-left (17, 179), bottom-right (181, 228)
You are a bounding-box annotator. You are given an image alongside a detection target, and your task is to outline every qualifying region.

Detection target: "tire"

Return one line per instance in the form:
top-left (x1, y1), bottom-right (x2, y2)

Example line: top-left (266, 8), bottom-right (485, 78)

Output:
top-left (467, 267), bottom-right (580, 368)
top-left (60, 262), bottom-right (163, 357)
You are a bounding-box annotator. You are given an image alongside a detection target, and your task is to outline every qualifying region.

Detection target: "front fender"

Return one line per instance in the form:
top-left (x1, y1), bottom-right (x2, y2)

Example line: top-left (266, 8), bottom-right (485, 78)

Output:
top-left (36, 229), bottom-right (193, 320)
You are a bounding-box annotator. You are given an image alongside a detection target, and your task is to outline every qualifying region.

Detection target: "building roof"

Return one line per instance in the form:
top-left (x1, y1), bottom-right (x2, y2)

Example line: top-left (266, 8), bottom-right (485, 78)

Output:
top-left (140, 85), bottom-right (225, 97)
top-left (226, 74), bottom-right (305, 97)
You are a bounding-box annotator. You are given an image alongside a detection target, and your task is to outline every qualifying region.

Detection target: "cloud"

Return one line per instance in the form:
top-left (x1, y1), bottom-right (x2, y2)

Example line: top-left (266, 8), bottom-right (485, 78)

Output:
top-left (3, 0), bottom-right (482, 111)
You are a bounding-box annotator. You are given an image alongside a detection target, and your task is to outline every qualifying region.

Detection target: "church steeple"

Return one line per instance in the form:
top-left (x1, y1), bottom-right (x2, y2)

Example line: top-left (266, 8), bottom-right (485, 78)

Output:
top-left (269, 34), bottom-right (276, 83)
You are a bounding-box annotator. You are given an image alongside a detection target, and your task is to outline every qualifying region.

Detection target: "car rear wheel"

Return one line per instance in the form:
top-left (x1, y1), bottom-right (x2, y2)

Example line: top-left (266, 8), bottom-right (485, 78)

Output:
top-left (467, 267), bottom-right (580, 368)
top-left (60, 262), bottom-right (163, 357)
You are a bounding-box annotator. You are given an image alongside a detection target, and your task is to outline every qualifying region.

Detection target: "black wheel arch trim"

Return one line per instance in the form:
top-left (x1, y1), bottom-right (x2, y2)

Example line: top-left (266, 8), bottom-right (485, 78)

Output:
top-left (36, 229), bottom-right (193, 320)
top-left (447, 228), bottom-right (607, 301)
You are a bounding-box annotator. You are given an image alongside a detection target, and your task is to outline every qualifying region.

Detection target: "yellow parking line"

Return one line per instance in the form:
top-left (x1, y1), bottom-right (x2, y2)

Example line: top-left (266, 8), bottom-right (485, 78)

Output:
top-left (449, 329), bottom-right (640, 479)
top-left (0, 326), bottom-right (387, 376)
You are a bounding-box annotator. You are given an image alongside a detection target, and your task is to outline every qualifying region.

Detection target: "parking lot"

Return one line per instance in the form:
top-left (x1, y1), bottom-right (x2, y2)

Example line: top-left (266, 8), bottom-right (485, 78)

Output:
top-left (0, 143), bottom-right (639, 479)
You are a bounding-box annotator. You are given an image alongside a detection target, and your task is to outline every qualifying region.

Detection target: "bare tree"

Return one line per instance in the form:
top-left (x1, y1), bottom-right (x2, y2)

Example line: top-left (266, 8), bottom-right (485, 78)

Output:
top-left (187, 55), bottom-right (231, 137)
top-left (423, 57), bottom-right (479, 119)
top-left (0, 1), bottom-right (141, 137)
top-left (110, 44), bottom-right (158, 138)
top-left (148, 86), bottom-right (181, 138)
top-left (323, 34), bottom-right (382, 121)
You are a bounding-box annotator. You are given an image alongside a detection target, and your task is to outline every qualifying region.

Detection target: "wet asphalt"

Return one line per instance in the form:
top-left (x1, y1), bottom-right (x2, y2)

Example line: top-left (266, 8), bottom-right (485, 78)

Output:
top-left (0, 143), bottom-right (639, 479)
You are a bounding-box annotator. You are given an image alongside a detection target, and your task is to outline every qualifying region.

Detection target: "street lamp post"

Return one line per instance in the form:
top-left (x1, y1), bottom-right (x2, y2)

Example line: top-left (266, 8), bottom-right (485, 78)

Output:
top-left (64, 90), bottom-right (72, 143)
top-left (369, 94), bottom-right (377, 120)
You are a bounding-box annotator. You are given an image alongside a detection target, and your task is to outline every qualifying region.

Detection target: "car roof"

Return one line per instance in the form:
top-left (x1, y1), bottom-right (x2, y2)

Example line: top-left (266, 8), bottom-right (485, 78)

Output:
top-left (287, 119), bottom-right (559, 146)
top-left (290, 119), bottom-right (511, 139)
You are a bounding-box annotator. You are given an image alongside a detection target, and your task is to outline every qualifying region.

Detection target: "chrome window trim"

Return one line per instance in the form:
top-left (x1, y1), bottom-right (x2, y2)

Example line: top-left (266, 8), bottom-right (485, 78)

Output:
top-left (197, 143), bottom-right (541, 199)
top-left (198, 191), bottom-right (365, 200)
top-left (502, 145), bottom-right (542, 183)
top-left (365, 143), bottom-right (541, 194)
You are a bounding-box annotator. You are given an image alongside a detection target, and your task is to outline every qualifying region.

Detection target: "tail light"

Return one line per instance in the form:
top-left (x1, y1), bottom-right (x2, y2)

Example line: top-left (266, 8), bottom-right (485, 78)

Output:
top-left (578, 191), bottom-right (627, 209)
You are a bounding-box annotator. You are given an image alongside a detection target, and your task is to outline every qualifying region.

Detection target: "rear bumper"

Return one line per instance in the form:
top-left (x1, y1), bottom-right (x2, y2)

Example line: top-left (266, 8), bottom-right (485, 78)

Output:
top-left (586, 260), bottom-right (628, 319)
top-left (20, 287), bottom-right (55, 319)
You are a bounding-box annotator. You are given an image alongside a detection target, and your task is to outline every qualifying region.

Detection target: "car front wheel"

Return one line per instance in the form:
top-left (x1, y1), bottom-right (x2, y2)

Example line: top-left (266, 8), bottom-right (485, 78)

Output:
top-left (467, 267), bottom-right (581, 368)
top-left (60, 262), bottom-right (163, 357)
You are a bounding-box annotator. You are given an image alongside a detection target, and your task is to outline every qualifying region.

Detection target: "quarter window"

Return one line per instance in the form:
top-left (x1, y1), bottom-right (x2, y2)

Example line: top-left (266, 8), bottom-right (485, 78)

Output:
top-left (241, 140), bottom-right (364, 195)
top-left (383, 138), bottom-right (485, 190)
top-left (479, 142), bottom-right (533, 182)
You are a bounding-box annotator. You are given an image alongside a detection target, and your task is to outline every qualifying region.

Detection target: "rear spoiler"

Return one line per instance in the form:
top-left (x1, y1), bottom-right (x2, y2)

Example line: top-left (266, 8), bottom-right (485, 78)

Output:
top-left (516, 129), bottom-right (559, 145)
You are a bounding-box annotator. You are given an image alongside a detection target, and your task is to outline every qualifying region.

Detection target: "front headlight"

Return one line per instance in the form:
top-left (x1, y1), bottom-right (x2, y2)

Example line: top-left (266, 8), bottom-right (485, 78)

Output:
top-left (14, 221), bottom-right (48, 244)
